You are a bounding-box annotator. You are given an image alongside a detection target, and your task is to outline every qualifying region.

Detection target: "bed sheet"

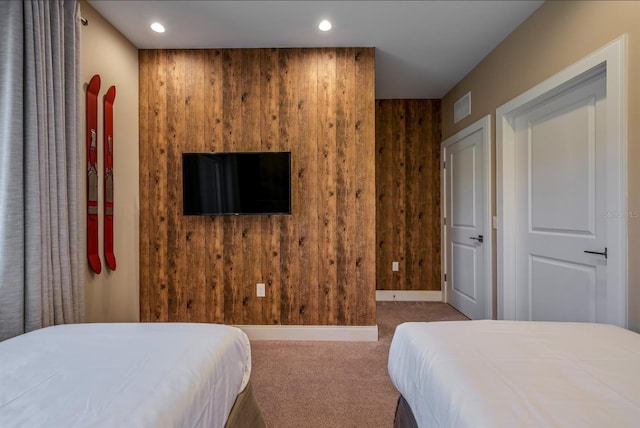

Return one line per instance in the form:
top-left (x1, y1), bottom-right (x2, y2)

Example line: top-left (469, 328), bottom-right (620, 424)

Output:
top-left (0, 323), bottom-right (251, 428)
top-left (388, 320), bottom-right (640, 427)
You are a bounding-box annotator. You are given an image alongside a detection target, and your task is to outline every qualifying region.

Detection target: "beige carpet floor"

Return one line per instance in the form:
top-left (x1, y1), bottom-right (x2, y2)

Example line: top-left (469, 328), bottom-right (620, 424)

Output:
top-left (250, 302), bottom-right (468, 428)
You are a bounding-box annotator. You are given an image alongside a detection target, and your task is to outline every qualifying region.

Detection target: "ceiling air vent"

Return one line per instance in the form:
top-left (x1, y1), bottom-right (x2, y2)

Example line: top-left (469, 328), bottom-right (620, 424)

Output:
top-left (453, 91), bottom-right (471, 124)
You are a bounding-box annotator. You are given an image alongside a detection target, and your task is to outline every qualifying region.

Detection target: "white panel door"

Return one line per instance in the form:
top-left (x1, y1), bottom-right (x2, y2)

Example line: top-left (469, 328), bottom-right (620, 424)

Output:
top-left (444, 119), bottom-right (489, 320)
top-left (514, 73), bottom-right (607, 322)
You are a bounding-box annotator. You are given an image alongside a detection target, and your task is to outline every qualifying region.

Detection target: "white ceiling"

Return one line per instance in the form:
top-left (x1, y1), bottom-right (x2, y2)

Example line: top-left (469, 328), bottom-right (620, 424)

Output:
top-left (87, 0), bottom-right (544, 99)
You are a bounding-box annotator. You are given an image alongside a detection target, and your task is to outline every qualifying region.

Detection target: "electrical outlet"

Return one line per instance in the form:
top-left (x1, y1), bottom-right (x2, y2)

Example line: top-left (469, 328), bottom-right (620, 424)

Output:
top-left (392, 261), bottom-right (399, 272)
top-left (256, 283), bottom-right (265, 297)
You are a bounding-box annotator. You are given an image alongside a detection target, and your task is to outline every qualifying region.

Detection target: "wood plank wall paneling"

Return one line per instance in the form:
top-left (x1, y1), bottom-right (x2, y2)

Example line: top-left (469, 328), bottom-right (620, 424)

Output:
top-left (278, 49), bottom-right (299, 325)
top-left (138, 50), bottom-right (150, 321)
top-left (139, 48), bottom-right (376, 326)
top-left (204, 49), bottom-right (225, 324)
top-left (150, 50), bottom-right (169, 321)
top-left (260, 48), bottom-right (282, 325)
top-left (318, 48), bottom-right (337, 325)
top-left (336, 49), bottom-right (357, 325)
top-left (355, 50), bottom-right (376, 322)
top-left (375, 99), bottom-right (442, 291)
top-left (185, 50), bottom-right (207, 322)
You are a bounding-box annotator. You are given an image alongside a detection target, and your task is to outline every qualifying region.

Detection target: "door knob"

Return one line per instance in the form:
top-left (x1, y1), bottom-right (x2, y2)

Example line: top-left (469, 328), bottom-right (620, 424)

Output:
top-left (584, 247), bottom-right (607, 259)
top-left (470, 235), bottom-right (484, 243)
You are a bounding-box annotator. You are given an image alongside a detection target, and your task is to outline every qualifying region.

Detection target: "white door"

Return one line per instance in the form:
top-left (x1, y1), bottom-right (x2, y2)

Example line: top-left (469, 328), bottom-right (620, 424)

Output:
top-left (442, 116), bottom-right (491, 319)
top-left (498, 37), bottom-right (627, 327)
top-left (514, 72), bottom-right (607, 322)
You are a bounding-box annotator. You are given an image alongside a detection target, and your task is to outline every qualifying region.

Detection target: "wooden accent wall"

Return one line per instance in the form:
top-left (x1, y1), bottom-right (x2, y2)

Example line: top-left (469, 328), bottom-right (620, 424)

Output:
top-left (375, 100), bottom-right (441, 291)
top-left (139, 48), bottom-right (375, 326)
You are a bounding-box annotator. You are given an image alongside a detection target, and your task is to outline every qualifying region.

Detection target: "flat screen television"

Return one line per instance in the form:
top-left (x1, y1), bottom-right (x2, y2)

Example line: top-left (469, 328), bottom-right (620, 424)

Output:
top-left (182, 151), bottom-right (292, 216)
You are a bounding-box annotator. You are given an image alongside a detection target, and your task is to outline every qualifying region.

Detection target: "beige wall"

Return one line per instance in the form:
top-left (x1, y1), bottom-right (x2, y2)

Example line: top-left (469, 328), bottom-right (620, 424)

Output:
top-left (442, 1), bottom-right (640, 330)
top-left (80, 2), bottom-right (139, 322)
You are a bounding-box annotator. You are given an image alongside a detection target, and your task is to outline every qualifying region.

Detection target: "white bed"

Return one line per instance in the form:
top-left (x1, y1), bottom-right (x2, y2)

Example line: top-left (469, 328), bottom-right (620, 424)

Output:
top-left (0, 322), bottom-right (254, 428)
top-left (388, 320), bottom-right (640, 427)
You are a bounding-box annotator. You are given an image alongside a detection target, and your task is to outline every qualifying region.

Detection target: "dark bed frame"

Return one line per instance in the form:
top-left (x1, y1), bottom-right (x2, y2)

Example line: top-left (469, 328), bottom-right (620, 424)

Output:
top-left (224, 381), bottom-right (266, 428)
top-left (393, 395), bottom-right (419, 428)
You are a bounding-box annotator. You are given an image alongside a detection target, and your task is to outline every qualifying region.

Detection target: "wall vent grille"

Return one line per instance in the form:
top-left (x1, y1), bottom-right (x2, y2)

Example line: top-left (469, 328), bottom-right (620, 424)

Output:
top-left (453, 91), bottom-right (471, 124)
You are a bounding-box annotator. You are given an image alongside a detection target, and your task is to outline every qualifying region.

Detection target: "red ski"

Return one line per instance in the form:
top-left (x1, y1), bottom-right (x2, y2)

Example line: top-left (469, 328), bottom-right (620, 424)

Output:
top-left (103, 85), bottom-right (117, 271)
top-left (86, 75), bottom-right (101, 274)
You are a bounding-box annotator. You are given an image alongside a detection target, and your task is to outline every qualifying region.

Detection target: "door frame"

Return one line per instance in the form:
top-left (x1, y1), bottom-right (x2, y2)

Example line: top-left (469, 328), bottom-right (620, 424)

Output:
top-left (496, 35), bottom-right (627, 327)
top-left (441, 115), bottom-right (493, 318)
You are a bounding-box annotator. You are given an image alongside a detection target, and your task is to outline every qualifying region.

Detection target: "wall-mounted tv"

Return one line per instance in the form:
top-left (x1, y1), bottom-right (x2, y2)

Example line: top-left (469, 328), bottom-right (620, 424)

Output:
top-left (182, 151), bottom-right (292, 216)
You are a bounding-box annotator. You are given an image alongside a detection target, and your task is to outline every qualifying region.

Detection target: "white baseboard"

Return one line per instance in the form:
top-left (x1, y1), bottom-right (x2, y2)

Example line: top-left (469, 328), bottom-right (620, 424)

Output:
top-left (235, 324), bottom-right (378, 342)
top-left (376, 290), bottom-right (443, 302)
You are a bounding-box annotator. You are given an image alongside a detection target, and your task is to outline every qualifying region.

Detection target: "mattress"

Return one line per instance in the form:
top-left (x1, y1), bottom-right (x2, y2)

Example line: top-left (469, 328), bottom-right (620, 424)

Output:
top-left (388, 320), bottom-right (640, 427)
top-left (0, 323), bottom-right (252, 428)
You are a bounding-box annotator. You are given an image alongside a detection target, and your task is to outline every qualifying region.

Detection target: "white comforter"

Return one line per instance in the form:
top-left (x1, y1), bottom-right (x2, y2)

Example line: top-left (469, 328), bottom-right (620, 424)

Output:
top-left (388, 320), bottom-right (640, 427)
top-left (0, 323), bottom-right (251, 428)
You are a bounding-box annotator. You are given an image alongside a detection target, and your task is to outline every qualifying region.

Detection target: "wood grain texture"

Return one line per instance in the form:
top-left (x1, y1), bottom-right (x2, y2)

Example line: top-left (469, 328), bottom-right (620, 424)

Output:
top-left (260, 48), bottom-right (282, 325)
top-left (149, 50), bottom-right (168, 321)
top-left (204, 49), bottom-right (225, 324)
top-left (423, 101), bottom-right (442, 289)
top-left (185, 50), bottom-right (207, 322)
top-left (165, 50), bottom-right (186, 322)
top-left (317, 48), bottom-right (338, 325)
top-left (354, 49), bottom-right (376, 325)
top-left (241, 49), bottom-right (263, 325)
top-left (335, 48), bottom-right (357, 326)
top-left (139, 48), bottom-right (376, 325)
top-left (375, 101), bottom-right (391, 295)
top-left (277, 49), bottom-right (300, 325)
top-left (138, 51), bottom-right (151, 322)
top-left (222, 50), bottom-right (244, 325)
top-left (296, 48), bottom-right (319, 325)
top-left (375, 99), bottom-right (442, 291)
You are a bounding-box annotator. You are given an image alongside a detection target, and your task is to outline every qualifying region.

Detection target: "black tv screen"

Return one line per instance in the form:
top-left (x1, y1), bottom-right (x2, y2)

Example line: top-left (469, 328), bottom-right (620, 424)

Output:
top-left (182, 152), bottom-right (292, 216)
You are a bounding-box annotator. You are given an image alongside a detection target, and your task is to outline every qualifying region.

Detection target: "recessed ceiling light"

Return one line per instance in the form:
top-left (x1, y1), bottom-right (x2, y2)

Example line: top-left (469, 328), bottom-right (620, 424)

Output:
top-left (150, 22), bottom-right (165, 33)
top-left (319, 20), bottom-right (332, 32)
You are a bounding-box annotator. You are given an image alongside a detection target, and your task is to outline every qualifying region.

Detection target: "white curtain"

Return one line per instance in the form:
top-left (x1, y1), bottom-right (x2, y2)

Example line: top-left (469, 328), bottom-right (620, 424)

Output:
top-left (0, 0), bottom-right (83, 341)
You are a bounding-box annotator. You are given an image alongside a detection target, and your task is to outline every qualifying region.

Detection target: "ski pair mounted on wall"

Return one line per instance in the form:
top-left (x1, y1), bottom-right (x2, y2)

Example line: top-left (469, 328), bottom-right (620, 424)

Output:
top-left (86, 74), bottom-right (117, 274)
